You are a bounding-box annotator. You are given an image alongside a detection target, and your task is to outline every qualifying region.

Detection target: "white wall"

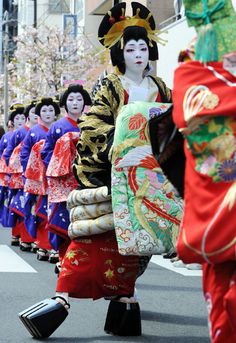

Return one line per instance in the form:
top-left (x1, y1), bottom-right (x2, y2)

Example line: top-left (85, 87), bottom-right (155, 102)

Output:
top-left (156, 18), bottom-right (196, 89)
top-left (17, 0), bottom-right (68, 33)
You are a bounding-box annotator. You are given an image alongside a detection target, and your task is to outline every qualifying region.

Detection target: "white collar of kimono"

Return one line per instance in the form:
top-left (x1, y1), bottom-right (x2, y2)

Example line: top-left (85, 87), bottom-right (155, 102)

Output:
top-left (119, 75), bottom-right (159, 102)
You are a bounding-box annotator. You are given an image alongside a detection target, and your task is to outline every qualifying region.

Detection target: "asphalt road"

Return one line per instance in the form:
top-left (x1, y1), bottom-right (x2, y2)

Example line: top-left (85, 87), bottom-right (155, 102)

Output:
top-left (0, 226), bottom-right (210, 343)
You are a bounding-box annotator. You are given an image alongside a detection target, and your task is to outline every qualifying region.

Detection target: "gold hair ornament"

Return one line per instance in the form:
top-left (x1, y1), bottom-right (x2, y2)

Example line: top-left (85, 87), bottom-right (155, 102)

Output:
top-left (99, 8), bottom-right (167, 49)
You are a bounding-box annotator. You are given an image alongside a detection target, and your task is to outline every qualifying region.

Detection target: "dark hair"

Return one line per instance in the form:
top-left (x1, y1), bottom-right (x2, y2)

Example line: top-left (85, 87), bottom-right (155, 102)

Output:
top-left (35, 98), bottom-right (60, 117)
top-left (60, 84), bottom-right (92, 112)
top-left (110, 26), bottom-right (158, 74)
top-left (0, 125), bottom-right (5, 139)
top-left (24, 99), bottom-right (38, 118)
top-left (8, 104), bottom-right (25, 122)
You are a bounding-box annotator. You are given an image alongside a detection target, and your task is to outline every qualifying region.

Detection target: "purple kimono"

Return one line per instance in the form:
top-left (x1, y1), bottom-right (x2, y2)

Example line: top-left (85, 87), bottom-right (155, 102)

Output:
top-left (20, 124), bottom-right (49, 239)
top-left (20, 124), bottom-right (48, 172)
top-left (0, 131), bottom-right (14, 226)
top-left (3, 125), bottom-right (30, 227)
top-left (41, 116), bottom-right (79, 250)
top-left (0, 131), bottom-right (13, 158)
top-left (4, 125), bottom-right (29, 166)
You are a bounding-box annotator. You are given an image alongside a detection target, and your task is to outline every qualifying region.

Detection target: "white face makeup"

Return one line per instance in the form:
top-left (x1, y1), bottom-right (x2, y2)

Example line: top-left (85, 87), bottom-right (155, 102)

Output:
top-left (28, 107), bottom-right (38, 125)
top-left (123, 39), bottom-right (149, 75)
top-left (66, 92), bottom-right (84, 117)
top-left (40, 105), bottom-right (56, 125)
top-left (13, 114), bottom-right (26, 129)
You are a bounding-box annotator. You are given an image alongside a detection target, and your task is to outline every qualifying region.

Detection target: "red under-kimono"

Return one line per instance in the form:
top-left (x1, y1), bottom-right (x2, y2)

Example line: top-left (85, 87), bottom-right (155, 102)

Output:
top-left (172, 61), bottom-right (236, 343)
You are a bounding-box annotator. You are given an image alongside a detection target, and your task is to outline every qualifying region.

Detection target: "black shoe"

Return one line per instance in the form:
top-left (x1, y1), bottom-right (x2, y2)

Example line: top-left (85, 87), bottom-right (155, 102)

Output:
top-left (48, 251), bottom-right (59, 264)
top-left (54, 262), bottom-right (61, 275)
top-left (36, 249), bottom-right (49, 261)
top-left (163, 252), bottom-right (177, 259)
top-left (18, 298), bottom-right (69, 338)
top-left (20, 243), bottom-right (32, 252)
top-left (104, 300), bottom-right (142, 336)
top-left (31, 243), bottom-right (39, 253)
top-left (11, 237), bottom-right (20, 246)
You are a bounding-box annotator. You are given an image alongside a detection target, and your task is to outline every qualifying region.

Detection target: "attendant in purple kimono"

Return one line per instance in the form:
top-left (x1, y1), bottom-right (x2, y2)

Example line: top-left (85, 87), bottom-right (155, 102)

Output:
top-left (20, 97), bottom-right (60, 261)
top-left (4, 100), bottom-right (38, 165)
top-left (0, 124), bottom-right (13, 157)
top-left (5, 100), bottom-right (39, 250)
top-left (0, 124), bottom-right (14, 228)
top-left (0, 104), bottom-right (26, 240)
top-left (41, 84), bottom-right (91, 265)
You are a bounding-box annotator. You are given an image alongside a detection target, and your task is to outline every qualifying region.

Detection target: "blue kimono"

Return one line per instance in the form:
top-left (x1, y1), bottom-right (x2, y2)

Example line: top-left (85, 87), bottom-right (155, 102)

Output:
top-left (0, 131), bottom-right (13, 226)
top-left (4, 125), bottom-right (29, 166)
top-left (3, 125), bottom-right (30, 228)
top-left (41, 116), bottom-right (79, 250)
top-left (0, 131), bottom-right (13, 158)
top-left (20, 124), bottom-right (48, 172)
top-left (20, 124), bottom-right (49, 238)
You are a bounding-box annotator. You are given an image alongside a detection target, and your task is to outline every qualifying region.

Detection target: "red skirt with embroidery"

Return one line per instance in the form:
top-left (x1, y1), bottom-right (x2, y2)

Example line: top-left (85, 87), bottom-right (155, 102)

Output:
top-left (56, 230), bottom-right (139, 300)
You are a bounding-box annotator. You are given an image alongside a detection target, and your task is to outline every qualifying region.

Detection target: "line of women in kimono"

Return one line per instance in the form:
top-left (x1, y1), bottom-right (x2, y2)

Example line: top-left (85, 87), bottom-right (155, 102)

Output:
top-left (17, 1), bottom-right (185, 340)
top-left (0, 84), bottom-right (91, 270)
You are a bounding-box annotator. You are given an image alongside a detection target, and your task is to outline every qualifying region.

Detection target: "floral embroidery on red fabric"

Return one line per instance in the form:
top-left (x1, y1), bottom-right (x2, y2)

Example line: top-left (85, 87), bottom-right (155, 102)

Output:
top-left (128, 113), bottom-right (147, 130)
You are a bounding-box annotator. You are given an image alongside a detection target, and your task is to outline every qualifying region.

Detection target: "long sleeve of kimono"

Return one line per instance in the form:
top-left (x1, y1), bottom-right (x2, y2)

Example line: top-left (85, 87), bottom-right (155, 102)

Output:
top-left (3, 130), bottom-right (23, 166)
top-left (0, 132), bottom-right (13, 158)
top-left (40, 126), bottom-right (57, 168)
top-left (3, 134), bottom-right (16, 165)
top-left (73, 74), bottom-right (123, 189)
top-left (0, 135), bottom-right (6, 158)
top-left (20, 132), bottom-right (35, 172)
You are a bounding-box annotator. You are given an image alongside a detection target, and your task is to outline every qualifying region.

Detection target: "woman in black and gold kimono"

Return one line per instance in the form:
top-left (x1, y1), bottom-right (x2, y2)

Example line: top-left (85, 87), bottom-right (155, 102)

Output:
top-left (19, 2), bottom-right (174, 339)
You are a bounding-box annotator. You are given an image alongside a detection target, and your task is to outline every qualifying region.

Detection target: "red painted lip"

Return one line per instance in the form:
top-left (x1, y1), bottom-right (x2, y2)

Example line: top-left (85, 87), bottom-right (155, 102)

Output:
top-left (136, 61), bottom-right (142, 64)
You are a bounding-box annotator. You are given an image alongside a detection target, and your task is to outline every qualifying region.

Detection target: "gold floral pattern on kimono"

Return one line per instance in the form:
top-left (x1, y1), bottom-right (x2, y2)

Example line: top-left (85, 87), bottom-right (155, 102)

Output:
top-left (186, 116), bottom-right (236, 183)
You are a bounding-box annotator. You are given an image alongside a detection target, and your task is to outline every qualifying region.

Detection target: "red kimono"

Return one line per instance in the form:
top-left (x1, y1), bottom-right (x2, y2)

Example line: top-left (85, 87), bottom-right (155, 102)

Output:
top-left (172, 61), bottom-right (236, 265)
top-left (172, 61), bottom-right (236, 343)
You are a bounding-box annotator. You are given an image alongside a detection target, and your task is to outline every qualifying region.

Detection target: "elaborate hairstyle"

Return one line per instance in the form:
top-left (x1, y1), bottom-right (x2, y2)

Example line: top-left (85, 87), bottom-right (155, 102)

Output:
top-left (60, 84), bottom-right (92, 112)
top-left (8, 103), bottom-right (25, 122)
top-left (24, 99), bottom-right (38, 118)
top-left (35, 97), bottom-right (60, 117)
top-left (98, 2), bottom-right (162, 73)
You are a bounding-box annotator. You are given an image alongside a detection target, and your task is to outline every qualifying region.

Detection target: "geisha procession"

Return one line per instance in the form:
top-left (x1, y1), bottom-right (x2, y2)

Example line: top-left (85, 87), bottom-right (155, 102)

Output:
top-left (0, 1), bottom-right (235, 342)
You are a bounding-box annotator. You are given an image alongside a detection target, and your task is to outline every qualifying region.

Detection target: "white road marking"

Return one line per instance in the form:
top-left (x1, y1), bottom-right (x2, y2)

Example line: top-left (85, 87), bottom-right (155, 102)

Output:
top-left (151, 255), bottom-right (202, 276)
top-left (0, 245), bottom-right (37, 273)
